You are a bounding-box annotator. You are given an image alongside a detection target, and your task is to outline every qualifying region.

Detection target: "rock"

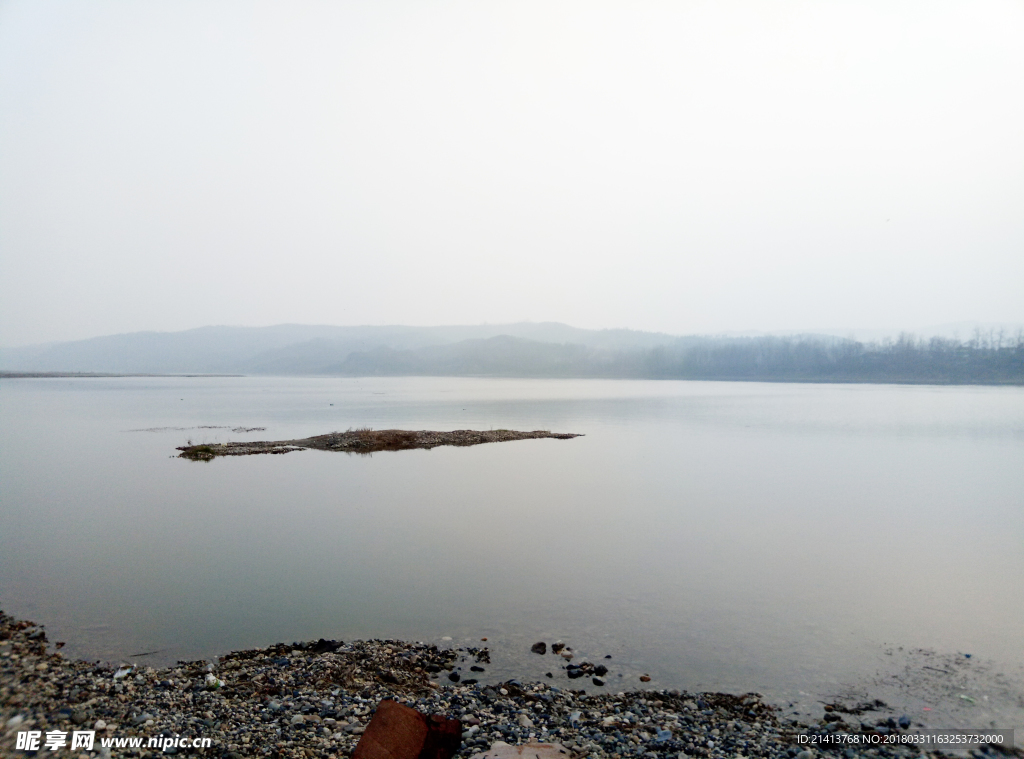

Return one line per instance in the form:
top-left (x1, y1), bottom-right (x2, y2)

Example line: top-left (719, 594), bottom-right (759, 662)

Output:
top-left (518, 714), bottom-right (534, 728)
top-left (291, 714), bottom-right (305, 725)
top-left (71, 710), bottom-right (87, 725)
top-left (352, 699), bottom-right (461, 759)
top-left (592, 678), bottom-right (605, 686)
top-left (594, 665), bottom-right (608, 677)
top-left (898, 715), bottom-right (911, 729)
top-left (473, 743), bottom-right (570, 758)
top-left (448, 672), bottom-right (460, 682)
top-left (531, 642), bottom-right (547, 655)
top-left (551, 643), bottom-right (565, 654)
top-left (94, 719), bottom-right (107, 731)
top-left (639, 675), bottom-right (651, 682)
top-left (470, 665), bottom-right (485, 672)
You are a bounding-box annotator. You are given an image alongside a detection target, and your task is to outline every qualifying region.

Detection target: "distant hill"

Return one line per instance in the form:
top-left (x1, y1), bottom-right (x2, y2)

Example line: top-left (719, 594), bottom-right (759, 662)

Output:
top-left (0, 322), bottom-right (679, 375)
top-left (1, 323), bottom-right (1021, 384)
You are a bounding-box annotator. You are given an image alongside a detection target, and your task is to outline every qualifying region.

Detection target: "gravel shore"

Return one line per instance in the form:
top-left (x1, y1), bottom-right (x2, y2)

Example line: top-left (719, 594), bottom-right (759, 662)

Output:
top-left (0, 611), bottom-right (985, 759)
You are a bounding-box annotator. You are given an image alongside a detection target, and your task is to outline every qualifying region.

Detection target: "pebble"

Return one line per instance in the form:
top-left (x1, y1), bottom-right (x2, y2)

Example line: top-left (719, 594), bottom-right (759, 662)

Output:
top-left (531, 642), bottom-right (547, 655)
top-left (0, 609), bottom-right (928, 759)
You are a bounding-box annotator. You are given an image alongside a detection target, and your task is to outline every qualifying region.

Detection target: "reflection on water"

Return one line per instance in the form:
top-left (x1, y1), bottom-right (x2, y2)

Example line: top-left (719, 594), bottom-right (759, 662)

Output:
top-left (1, 376), bottom-right (1022, 721)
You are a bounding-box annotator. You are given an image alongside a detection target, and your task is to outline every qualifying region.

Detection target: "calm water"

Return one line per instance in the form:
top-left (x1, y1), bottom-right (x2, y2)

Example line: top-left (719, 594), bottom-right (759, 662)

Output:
top-left (1, 376), bottom-right (1022, 723)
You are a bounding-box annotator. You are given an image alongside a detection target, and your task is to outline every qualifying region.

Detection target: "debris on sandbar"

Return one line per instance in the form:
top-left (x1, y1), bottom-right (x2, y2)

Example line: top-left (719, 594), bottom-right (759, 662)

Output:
top-left (177, 429), bottom-right (582, 461)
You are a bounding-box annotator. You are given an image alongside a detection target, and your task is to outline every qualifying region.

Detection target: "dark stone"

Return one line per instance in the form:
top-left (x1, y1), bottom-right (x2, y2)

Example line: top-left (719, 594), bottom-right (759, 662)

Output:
top-left (447, 672), bottom-right (460, 682)
top-left (531, 642), bottom-right (547, 655)
top-left (594, 665), bottom-right (608, 677)
top-left (604, 655), bottom-right (611, 659)
top-left (309, 639), bottom-right (343, 654)
top-left (898, 715), bottom-right (911, 729)
top-left (545, 673), bottom-right (553, 679)
top-left (592, 678), bottom-right (605, 686)
top-left (462, 679), bottom-right (478, 685)
top-left (470, 666), bottom-right (485, 672)
top-left (551, 643), bottom-right (565, 654)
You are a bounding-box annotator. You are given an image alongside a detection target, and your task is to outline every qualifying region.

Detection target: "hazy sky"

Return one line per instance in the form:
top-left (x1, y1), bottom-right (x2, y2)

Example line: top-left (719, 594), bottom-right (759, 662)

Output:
top-left (1, 1), bottom-right (1022, 347)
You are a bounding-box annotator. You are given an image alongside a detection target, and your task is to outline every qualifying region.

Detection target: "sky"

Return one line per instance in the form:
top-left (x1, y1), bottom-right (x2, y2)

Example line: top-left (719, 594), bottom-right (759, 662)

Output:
top-left (1, 0), bottom-right (1022, 347)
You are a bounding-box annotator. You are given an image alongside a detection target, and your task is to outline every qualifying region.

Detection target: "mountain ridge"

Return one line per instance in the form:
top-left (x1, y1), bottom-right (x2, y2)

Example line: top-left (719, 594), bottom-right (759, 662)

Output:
top-left (1, 323), bottom-right (1021, 384)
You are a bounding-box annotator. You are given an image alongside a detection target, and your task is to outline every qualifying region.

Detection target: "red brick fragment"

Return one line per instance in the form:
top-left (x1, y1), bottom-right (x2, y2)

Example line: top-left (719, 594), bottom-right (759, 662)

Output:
top-left (353, 699), bottom-right (462, 759)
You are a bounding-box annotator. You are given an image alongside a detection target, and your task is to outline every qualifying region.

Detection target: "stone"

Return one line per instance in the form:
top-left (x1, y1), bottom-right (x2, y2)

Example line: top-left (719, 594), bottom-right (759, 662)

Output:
top-left (898, 715), bottom-right (911, 729)
top-left (594, 665), bottom-right (608, 677)
top-left (353, 700), bottom-right (461, 759)
top-left (448, 672), bottom-right (460, 683)
top-left (592, 678), bottom-right (605, 686)
top-left (531, 642), bottom-right (547, 655)
top-left (472, 743), bottom-right (570, 758)
top-left (518, 714), bottom-right (534, 728)
top-left (639, 675), bottom-right (651, 682)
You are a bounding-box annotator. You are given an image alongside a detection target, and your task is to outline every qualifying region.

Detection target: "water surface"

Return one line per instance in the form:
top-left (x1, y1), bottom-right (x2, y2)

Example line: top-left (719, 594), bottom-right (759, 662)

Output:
top-left (1, 376), bottom-right (1022, 725)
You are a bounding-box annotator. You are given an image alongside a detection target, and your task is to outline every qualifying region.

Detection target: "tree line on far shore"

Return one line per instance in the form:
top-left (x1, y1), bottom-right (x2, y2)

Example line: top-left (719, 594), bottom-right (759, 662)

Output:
top-left (635, 330), bottom-right (1024, 384)
top-left (329, 329), bottom-right (1024, 384)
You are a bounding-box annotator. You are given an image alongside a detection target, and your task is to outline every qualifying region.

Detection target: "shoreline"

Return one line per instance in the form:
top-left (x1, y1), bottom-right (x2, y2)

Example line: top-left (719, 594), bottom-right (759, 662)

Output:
top-left (2, 611), bottom-right (979, 759)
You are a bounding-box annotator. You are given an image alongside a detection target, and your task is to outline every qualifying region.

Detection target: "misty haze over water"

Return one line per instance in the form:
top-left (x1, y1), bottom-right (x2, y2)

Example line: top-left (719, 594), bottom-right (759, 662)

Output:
top-left (2, 0), bottom-right (1024, 739)
top-left (2, 322), bottom-right (1022, 384)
